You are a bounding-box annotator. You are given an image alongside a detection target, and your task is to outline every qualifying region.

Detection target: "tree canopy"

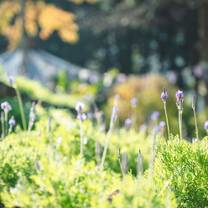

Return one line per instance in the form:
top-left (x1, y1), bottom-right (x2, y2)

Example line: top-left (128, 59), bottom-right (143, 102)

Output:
top-left (0, 0), bottom-right (95, 48)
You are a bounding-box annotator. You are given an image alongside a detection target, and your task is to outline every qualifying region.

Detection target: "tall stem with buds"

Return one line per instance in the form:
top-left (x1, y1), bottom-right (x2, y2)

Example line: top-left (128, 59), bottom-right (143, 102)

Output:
top-left (8, 77), bottom-right (26, 130)
top-left (79, 120), bottom-right (84, 157)
top-left (176, 90), bottom-right (184, 140)
top-left (8, 116), bottom-right (16, 134)
top-left (1, 112), bottom-right (5, 138)
top-left (137, 149), bottom-right (144, 177)
top-left (163, 102), bottom-right (170, 140)
top-left (1, 102), bottom-right (12, 137)
top-left (204, 121), bottom-right (208, 135)
top-left (192, 96), bottom-right (199, 140)
top-left (161, 89), bottom-right (170, 140)
top-left (4, 112), bottom-right (8, 136)
top-left (75, 101), bottom-right (87, 158)
top-left (100, 96), bottom-right (118, 171)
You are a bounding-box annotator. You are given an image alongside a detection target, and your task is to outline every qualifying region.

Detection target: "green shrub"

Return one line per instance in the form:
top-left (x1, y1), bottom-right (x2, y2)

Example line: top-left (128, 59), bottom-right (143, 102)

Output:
top-left (155, 138), bottom-right (208, 208)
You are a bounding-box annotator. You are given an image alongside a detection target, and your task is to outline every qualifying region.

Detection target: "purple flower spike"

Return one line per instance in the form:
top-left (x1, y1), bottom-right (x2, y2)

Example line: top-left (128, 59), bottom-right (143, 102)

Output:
top-left (139, 124), bottom-right (147, 132)
top-left (154, 125), bottom-right (161, 134)
top-left (124, 118), bottom-right (133, 129)
top-left (8, 76), bottom-right (15, 86)
top-left (150, 111), bottom-right (160, 121)
top-left (130, 97), bottom-right (138, 108)
top-left (111, 105), bottom-right (118, 123)
top-left (1, 102), bottom-right (12, 113)
top-left (75, 101), bottom-right (84, 113)
top-left (159, 121), bottom-right (166, 128)
top-left (176, 90), bottom-right (184, 102)
top-left (204, 121), bottom-right (208, 131)
top-left (77, 113), bottom-right (87, 122)
top-left (161, 89), bottom-right (168, 102)
top-left (8, 116), bottom-right (16, 127)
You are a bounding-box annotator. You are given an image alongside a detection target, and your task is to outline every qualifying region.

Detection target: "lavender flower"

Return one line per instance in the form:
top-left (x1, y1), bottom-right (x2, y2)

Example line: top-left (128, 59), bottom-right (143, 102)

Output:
top-left (161, 89), bottom-right (170, 140)
top-left (87, 112), bottom-right (94, 120)
top-left (159, 121), bottom-right (166, 128)
top-left (150, 111), bottom-right (160, 121)
top-left (204, 121), bottom-right (208, 131)
top-left (139, 124), bottom-right (147, 132)
top-left (8, 116), bottom-right (16, 133)
top-left (160, 89), bottom-right (168, 102)
top-left (154, 125), bottom-right (161, 134)
top-left (77, 113), bottom-right (87, 122)
top-left (124, 118), bottom-right (132, 130)
top-left (111, 106), bottom-right (118, 123)
top-left (176, 90), bottom-right (184, 140)
top-left (130, 97), bottom-right (138, 108)
top-left (176, 90), bottom-right (184, 103)
top-left (8, 76), bottom-right (15, 86)
top-left (75, 101), bottom-right (84, 114)
top-left (8, 116), bottom-right (16, 127)
top-left (1, 102), bottom-right (12, 113)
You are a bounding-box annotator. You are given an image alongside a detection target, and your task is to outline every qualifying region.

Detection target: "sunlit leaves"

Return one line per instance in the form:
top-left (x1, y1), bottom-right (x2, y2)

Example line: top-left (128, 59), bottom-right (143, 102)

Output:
top-left (0, 0), bottom-right (82, 48)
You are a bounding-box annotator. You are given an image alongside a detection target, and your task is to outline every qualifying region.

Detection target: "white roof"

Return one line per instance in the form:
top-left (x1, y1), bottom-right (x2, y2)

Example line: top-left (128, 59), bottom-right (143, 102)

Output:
top-left (0, 49), bottom-right (87, 84)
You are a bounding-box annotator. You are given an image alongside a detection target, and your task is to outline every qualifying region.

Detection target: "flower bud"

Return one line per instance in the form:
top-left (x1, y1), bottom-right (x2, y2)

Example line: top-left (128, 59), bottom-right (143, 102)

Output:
top-left (1, 102), bottom-right (12, 113)
top-left (160, 89), bottom-right (168, 102)
top-left (204, 121), bottom-right (208, 131)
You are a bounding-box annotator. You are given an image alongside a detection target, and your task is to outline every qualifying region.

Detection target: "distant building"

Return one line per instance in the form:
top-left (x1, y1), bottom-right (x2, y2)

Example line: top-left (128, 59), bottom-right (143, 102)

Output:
top-left (0, 49), bottom-right (98, 86)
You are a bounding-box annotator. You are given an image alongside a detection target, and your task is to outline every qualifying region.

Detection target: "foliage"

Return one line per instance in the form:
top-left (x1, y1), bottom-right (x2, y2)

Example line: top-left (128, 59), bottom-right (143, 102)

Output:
top-left (106, 74), bottom-right (177, 128)
top-left (110, 175), bottom-right (177, 208)
top-left (0, 72), bottom-right (207, 207)
top-left (155, 138), bottom-right (208, 208)
top-left (0, 106), bottom-right (177, 207)
top-left (0, 0), bottom-right (95, 48)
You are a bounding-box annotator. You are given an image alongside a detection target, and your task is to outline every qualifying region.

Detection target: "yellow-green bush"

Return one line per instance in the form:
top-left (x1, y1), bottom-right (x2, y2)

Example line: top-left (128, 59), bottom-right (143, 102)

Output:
top-left (106, 74), bottom-right (178, 129)
top-left (0, 109), bottom-right (177, 207)
top-left (0, 102), bottom-right (207, 207)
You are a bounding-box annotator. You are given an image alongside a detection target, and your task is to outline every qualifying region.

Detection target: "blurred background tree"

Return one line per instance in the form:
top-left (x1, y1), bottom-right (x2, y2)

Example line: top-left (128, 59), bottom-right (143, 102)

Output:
top-left (0, 0), bottom-right (95, 73)
top-left (0, 0), bottom-right (85, 48)
top-left (0, 0), bottom-right (207, 98)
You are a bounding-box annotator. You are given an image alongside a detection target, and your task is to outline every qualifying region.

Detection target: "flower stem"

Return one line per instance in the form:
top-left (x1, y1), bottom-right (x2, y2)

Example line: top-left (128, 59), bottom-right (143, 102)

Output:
top-left (100, 119), bottom-right (114, 171)
top-left (15, 87), bottom-right (27, 130)
top-left (1, 112), bottom-right (5, 138)
top-left (100, 108), bottom-right (116, 171)
top-left (149, 129), bottom-right (157, 177)
top-left (163, 101), bottom-right (170, 140)
top-left (193, 107), bottom-right (199, 140)
top-left (100, 96), bottom-right (119, 171)
top-left (178, 110), bottom-right (183, 140)
top-left (4, 112), bottom-right (8, 136)
top-left (79, 121), bottom-right (84, 157)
